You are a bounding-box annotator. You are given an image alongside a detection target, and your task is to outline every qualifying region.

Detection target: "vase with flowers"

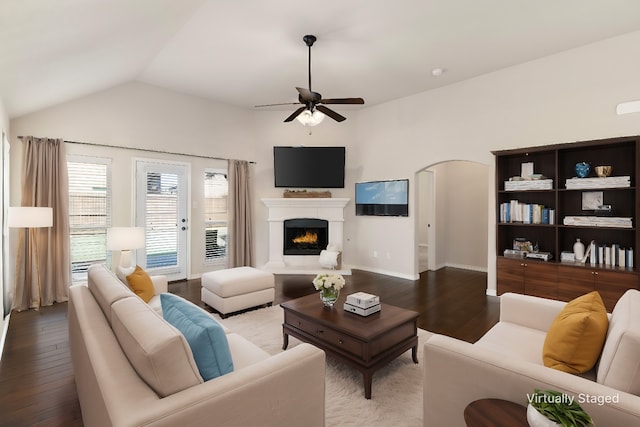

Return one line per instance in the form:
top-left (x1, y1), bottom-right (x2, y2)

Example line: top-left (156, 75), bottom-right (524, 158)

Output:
top-left (312, 273), bottom-right (346, 307)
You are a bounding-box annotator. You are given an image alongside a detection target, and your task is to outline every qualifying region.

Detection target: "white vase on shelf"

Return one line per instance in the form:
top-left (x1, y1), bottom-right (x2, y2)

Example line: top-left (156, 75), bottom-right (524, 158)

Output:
top-left (573, 238), bottom-right (585, 260)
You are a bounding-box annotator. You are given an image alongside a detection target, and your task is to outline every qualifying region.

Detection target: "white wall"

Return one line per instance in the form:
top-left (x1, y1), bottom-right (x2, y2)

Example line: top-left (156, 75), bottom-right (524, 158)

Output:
top-left (251, 112), bottom-right (358, 269)
top-left (417, 171), bottom-right (430, 246)
top-left (429, 161), bottom-right (488, 272)
top-left (0, 95), bottom-right (9, 356)
top-left (7, 30), bottom-right (640, 293)
top-left (10, 82), bottom-right (253, 278)
top-left (353, 30), bottom-right (640, 291)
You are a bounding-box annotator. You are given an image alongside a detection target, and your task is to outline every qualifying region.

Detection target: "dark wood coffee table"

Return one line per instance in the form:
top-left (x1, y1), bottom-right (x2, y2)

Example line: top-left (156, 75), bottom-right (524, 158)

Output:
top-left (281, 293), bottom-right (419, 399)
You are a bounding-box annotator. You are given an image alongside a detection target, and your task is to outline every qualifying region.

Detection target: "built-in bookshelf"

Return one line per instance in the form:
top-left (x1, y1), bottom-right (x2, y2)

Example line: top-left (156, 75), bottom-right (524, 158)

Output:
top-left (493, 136), bottom-right (639, 311)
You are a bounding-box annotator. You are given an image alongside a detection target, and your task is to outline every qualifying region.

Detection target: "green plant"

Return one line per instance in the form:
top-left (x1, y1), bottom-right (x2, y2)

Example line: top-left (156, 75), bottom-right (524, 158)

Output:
top-left (529, 389), bottom-right (593, 427)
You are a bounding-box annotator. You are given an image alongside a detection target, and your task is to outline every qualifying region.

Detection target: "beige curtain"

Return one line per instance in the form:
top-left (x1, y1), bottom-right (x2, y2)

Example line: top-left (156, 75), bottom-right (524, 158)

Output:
top-left (13, 136), bottom-right (71, 311)
top-left (227, 159), bottom-right (253, 267)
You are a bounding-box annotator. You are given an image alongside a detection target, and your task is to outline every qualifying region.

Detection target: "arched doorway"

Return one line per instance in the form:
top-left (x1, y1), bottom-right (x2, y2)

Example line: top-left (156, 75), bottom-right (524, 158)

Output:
top-left (416, 160), bottom-right (489, 273)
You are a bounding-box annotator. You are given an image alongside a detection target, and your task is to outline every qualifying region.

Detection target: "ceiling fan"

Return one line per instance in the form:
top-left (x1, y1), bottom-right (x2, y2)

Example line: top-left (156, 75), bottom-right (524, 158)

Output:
top-left (256, 34), bottom-right (364, 125)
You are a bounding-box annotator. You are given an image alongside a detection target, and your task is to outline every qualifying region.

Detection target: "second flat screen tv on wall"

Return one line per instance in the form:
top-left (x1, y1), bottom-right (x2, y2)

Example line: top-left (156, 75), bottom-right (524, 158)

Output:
top-left (273, 146), bottom-right (345, 188)
top-left (355, 179), bottom-right (409, 217)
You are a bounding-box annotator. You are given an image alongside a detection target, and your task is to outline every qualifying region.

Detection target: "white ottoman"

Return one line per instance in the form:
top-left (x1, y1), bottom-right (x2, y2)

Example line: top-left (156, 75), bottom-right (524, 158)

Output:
top-left (201, 267), bottom-right (275, 318)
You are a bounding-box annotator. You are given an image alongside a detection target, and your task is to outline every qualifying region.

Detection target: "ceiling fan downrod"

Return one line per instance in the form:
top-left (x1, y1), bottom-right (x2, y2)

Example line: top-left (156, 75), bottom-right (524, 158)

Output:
top-left (303, 35), bottom-right (316, 92)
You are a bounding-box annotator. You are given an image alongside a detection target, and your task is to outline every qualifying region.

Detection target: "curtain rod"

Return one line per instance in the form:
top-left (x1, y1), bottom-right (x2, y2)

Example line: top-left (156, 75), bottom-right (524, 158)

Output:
top-left (16, 136), bottom-right (256, 164)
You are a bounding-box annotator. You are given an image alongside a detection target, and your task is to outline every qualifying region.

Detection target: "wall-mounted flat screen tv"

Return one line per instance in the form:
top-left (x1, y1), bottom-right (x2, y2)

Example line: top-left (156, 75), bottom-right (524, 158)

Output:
top-left (355, 179), bottom-right (409, 217)
top-left (274, 146), bottom-right (345, 188)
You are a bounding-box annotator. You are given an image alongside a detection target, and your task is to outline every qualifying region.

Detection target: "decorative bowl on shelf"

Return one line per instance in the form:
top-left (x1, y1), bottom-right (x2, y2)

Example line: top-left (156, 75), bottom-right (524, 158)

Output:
top-left (595, 165), bottom-right (612, 177)
top-left (575, 162), bottom-right (590, 178)
top-left (530, 174), bottom-right (544, 180)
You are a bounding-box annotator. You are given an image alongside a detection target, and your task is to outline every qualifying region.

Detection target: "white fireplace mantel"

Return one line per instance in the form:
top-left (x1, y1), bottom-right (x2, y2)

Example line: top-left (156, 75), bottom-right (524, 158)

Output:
top-left (261, 198), bottom-right (351, 274)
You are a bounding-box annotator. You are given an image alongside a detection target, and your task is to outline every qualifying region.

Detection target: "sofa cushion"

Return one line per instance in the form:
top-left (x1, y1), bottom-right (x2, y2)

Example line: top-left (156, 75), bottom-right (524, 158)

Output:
top-left (226, 333), bottom-right (271, 370)
top-left (161, 293), bottom-right (234, 380)
top-left (597, 289), bottom-right (640, 395)
top-left (111, 296), bottom-right (202, 397)
top-left (475, 322), bottom-right (547, 365)
top-left (542, 291), bottom-right (608, 374)
top-left (126, 265), bottom-right (155, 303)
top-left (87, 263), bottom-right (133, 324)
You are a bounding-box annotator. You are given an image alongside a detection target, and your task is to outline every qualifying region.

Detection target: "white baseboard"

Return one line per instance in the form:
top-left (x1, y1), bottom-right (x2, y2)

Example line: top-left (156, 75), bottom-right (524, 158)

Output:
top-left (263, 265), bottom-right (352, 276)
top-left (443, 262), bottom-right (488, 273)
top-left (349, 265), bottom-right (419, 281)
top-left (0, 313), bottom-right (10, 362)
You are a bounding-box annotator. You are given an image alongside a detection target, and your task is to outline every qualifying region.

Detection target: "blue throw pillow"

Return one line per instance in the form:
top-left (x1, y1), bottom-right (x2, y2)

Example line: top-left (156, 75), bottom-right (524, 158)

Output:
top-left (160, 293), bottom-right (234, 380)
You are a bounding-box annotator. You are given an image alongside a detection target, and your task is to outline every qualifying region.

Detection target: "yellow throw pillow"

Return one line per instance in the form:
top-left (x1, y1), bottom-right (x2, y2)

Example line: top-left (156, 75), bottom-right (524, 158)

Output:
top-left (543, 291), bottom-right (609, 374)
top-left (126, 266), bottom-right (155, 303)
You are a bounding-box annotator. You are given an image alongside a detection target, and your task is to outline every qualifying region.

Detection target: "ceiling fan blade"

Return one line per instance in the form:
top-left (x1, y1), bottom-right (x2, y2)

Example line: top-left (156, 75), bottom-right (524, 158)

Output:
top-left (316, 105), bottom-right (346, 122)
top-left (320, 97), bottom-right (365, 105)
top-left (255, 102), bottom-right (302, 108)
top-left (284, 106), bottom-right (307, 122)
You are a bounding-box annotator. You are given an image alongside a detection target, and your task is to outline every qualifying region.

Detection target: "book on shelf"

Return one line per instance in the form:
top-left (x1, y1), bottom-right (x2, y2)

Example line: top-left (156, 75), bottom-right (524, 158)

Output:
top-left (499, 200), bottom-right (552, 224)
top-left (561, 251), bottom-right (576, 262)
top-left (585, 241), bottom-right (634, 268)
top-left (565, 176), bottom-right (630, 189)
top-left (504, 179), bottom-right (553, 191)
top-left (562, 216), bottom-right (633, 228)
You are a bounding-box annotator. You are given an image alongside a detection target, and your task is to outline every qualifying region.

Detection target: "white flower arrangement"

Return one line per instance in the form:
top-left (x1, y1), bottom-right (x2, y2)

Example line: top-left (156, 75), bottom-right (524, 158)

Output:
top-left (312, 273), bottom-right (346, 291)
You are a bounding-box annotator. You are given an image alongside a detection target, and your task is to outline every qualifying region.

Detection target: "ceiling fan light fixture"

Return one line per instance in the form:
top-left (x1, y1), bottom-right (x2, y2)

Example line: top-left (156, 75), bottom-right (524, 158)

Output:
top-left (296, 109), bottom-right (325, 126)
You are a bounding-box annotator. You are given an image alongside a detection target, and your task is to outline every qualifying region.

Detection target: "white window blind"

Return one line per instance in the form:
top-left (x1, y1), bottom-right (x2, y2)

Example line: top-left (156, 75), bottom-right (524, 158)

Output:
top-left (67, 157), bottom-right (111, 284)
top-left (145, 172), bottom-right (179, 269)
top-left (204, 170), bottom-right (228, 263)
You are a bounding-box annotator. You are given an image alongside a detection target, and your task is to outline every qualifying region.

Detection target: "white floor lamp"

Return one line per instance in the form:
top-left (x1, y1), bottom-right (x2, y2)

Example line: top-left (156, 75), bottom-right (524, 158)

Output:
top-left (8, 207), bottom-right (53, 310)
top-left (106, 227), bottom-right (145, 281)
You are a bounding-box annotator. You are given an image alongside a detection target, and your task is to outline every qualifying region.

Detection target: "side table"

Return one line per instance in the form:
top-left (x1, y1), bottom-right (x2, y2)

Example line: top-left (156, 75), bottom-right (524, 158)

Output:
top-left (464, 398), bottom-right (528, 427)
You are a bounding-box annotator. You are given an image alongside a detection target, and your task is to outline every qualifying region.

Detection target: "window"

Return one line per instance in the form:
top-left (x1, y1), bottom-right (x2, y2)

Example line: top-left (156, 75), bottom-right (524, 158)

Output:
top-left (204, 170), bottom-right (228, 263)
top-left (68, 157), bottom-right (111, 284)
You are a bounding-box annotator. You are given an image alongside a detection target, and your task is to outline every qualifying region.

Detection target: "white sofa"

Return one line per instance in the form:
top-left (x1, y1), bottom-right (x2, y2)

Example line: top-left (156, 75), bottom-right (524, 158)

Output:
top-left (68, 264), bottom-right (326, 427)
top-left (424, 291), bottom-right (640, 427)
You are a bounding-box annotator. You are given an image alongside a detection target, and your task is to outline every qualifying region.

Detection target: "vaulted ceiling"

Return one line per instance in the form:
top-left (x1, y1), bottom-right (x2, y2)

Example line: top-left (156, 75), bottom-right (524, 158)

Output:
top-left (2, 0), bottom-right (640, 118)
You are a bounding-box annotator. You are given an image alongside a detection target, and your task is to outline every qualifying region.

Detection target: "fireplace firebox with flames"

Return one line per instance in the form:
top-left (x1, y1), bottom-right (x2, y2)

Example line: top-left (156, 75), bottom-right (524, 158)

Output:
top-left (283, 218), bottom-right (328, 255)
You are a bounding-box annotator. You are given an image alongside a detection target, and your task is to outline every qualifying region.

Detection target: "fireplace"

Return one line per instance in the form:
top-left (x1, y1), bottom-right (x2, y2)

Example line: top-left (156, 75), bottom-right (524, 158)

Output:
top-left (283, 218), bottom-right (328, 255)
top-left (261, 197), bottom-right (350, 273)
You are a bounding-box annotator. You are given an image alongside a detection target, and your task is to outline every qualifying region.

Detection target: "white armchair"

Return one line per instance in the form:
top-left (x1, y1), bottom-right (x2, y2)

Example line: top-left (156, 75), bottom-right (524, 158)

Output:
top-left (423, 291), bottom-right (640, 427)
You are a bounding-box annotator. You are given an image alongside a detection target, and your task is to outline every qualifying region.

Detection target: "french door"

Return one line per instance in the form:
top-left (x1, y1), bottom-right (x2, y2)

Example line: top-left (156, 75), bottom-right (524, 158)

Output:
top-left (135, 160), bottom-right (189, 281)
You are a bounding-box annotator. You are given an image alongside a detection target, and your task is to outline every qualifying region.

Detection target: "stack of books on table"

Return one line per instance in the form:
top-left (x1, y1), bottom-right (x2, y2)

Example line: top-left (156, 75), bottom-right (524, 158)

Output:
top-left (565, 176), bottom-right (630, 189)
top-left (344, 292), bottom-right (381, 316)
top-left (563, 216), bottom-right (633, 228)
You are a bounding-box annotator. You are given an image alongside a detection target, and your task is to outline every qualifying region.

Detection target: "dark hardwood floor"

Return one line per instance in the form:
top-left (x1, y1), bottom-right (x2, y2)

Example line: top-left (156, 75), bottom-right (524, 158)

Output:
top-left (0, 267), bottom-right (499, 426)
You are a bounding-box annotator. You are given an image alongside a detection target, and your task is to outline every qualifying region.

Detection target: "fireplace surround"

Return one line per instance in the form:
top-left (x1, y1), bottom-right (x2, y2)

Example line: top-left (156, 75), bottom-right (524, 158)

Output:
top-left (261, 198), bottom-right (350, 274)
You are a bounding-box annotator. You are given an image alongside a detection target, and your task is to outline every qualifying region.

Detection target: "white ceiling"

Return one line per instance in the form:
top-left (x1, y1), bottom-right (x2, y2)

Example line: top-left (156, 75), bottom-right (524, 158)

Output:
top-left (2, 0), bottom-right (640, 118)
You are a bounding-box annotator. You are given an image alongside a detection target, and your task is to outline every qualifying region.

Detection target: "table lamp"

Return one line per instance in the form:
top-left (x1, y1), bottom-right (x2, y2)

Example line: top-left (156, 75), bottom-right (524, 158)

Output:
top-left (106, 227), bottom-right (145, 280)
top-left (8, 206), bottom-right (54, 310)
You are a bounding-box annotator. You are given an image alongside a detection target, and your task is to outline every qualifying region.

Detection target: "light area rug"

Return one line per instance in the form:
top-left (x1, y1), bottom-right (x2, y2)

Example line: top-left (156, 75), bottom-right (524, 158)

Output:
top-left (214, 305), bottom-right (431, 427)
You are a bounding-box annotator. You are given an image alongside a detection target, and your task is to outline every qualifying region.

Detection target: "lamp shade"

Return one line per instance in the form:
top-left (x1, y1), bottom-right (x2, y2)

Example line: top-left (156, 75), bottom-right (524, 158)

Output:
top-left (106, 227), bottom-right (145, 251)
top-left (296, 109), bottom-right (325, 126)
top-left (7, 207), bottom-right (53, 228)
